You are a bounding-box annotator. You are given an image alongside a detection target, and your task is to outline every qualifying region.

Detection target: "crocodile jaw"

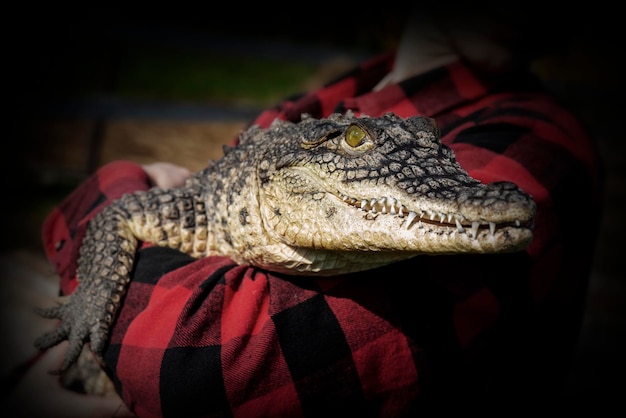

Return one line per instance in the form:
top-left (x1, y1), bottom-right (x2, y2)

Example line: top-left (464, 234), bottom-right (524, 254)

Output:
top-left (257, 201), bottom-right (533, 276)
top-left (253, 173), bottom-right (535, 275)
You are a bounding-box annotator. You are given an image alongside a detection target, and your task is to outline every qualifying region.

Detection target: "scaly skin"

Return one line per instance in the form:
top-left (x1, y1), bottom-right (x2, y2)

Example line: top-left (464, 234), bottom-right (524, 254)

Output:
top-left (35, 112), bottom-right (536, 373)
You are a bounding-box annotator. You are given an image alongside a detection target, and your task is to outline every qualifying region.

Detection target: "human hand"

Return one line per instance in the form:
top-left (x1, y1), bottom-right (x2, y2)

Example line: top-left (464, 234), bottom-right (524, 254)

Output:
top-left (143, 162), bottom-right (192, 189)
top-left (5, 341), bottom-right (135, 418)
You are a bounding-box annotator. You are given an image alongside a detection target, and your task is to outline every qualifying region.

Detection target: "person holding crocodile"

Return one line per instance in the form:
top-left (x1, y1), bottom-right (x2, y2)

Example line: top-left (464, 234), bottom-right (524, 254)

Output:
top-left (9, 2), bottom-right (603, 416)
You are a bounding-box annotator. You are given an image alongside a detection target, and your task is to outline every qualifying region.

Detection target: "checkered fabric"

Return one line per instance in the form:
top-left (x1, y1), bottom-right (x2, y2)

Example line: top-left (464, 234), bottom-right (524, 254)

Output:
top-left (42, 52), bottom-right (603, 416)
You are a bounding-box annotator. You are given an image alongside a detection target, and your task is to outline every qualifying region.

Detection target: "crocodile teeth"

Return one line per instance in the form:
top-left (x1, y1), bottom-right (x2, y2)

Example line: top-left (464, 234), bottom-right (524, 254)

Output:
top-left (369, 199), bottom-right (377, 213)
top-left (470, 221), bottom-right (480, 239)
top-left (405, 211), bottom-right (418, 229)
top-left (340, 192), bottom-right (526, 238)
top-left (379, 197), bottom-right (387, 214)
top-left (389, 198), bottom-right (398, 215)
top-left (455, 219), bottom-right (465, 233)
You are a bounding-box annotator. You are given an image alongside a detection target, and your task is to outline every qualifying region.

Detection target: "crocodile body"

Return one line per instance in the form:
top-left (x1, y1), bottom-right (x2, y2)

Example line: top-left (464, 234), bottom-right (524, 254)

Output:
top-left (35, 112), bottom-right (536, 374)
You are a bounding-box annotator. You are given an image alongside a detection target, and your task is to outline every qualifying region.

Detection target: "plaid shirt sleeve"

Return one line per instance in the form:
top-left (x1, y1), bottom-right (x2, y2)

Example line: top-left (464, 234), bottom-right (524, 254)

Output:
top-left (42, 53), bottom-right (603, 416)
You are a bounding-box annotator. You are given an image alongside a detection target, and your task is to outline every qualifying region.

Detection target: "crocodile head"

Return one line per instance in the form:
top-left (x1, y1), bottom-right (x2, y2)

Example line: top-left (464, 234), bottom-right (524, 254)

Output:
top-left (232, 112), bottom-right (536, 275)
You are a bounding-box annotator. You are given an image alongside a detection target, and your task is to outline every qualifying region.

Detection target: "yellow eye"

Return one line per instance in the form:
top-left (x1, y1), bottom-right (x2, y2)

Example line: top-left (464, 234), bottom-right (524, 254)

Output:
top-left (345, 124), bottom-right (367, 147)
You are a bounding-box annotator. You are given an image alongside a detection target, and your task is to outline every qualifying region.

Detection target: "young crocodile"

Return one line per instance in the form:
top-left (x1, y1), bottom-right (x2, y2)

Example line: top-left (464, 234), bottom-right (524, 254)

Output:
top-left (35, 111), bottom-right (536, 374)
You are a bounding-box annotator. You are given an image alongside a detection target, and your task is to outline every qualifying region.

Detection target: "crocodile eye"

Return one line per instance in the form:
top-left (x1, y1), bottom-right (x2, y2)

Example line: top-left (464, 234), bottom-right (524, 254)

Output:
top-left (345, 124), bottom-right (366, 147)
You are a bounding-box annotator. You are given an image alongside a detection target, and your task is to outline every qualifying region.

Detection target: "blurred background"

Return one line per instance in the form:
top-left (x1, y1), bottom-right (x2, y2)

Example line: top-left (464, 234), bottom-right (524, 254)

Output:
top-left (2, 2), bottom-right (624, 404)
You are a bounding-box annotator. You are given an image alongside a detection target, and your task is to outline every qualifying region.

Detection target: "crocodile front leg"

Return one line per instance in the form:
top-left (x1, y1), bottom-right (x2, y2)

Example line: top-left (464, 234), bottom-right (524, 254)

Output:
top-left (34, 187), bottom-right (209, 373)
top-left (34, 201), bottom-right (139, 373)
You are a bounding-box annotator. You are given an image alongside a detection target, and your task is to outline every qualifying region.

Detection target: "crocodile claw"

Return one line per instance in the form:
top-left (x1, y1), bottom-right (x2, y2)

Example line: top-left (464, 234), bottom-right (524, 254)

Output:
top-left (34, 297), bottom-right (107, 374)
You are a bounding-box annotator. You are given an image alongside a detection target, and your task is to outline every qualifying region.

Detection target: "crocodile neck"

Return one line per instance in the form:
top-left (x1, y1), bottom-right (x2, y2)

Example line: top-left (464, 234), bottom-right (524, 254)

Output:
top-left (192, 147), bottom-right (267, 265)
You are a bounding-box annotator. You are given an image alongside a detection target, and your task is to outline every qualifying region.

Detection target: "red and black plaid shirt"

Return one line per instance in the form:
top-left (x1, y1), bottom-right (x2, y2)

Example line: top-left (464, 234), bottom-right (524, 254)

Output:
top-left (42, 52), bottom-right (603, 416)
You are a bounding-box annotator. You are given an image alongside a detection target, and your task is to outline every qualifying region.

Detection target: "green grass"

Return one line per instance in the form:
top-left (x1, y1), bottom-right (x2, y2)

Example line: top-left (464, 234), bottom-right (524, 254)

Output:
top-left (116, 45), bottom-right (316, 106)
top-left (58, 43), bottom-right (318, 107)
